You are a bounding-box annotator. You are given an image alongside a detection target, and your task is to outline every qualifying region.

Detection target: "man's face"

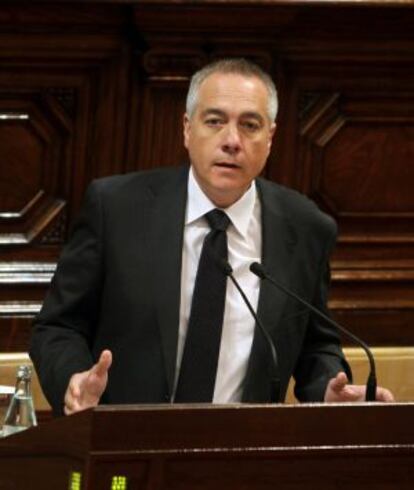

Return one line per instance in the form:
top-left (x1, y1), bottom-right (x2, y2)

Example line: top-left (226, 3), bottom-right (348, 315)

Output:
top-left (183, 72), bottom-right (276, 208)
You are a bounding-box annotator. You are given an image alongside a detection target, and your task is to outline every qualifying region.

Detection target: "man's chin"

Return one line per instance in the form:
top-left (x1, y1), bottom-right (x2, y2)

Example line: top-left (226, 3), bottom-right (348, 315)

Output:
top-left (205, 182), bottom-right (249, 208)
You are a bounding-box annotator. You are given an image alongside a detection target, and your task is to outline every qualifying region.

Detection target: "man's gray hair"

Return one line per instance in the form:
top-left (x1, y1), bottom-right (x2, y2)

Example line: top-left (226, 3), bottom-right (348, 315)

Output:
top-left (186, 58), bottom-right (278, 122)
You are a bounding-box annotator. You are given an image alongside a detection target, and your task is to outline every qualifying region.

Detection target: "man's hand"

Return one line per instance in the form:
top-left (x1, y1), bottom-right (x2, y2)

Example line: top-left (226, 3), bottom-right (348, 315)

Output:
top-left (324, 371), bottom-right (394, 403)
top-left (64, 350), bottom-right (112, 415)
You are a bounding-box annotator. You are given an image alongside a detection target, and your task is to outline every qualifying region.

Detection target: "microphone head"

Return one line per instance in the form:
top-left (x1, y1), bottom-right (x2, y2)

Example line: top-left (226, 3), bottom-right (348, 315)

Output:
top-left (250, 262), bottom-right (266, 279)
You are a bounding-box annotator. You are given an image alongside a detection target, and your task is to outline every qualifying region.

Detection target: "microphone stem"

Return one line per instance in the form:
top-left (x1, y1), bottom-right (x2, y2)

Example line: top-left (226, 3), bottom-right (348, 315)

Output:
top-left (228, 274), bottom-right (280, 403)
top-left (263, 274), bottom-right (377, 402)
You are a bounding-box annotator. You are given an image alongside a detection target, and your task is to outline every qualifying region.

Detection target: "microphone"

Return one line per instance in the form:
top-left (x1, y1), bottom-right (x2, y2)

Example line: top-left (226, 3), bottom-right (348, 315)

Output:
top-left (219, 260), bottom-right (280, 403)
top-left (250, 262), bottom-right (377, 402)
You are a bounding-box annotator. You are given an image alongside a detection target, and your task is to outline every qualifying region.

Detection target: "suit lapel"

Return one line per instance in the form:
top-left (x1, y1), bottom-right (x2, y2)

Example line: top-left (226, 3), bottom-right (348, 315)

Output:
top-left (147, 167), bottom-right (188, 396)
top-left (243, 178), bottom-right (298, 402)
top-left (257, 179), bottom-right (298, 342)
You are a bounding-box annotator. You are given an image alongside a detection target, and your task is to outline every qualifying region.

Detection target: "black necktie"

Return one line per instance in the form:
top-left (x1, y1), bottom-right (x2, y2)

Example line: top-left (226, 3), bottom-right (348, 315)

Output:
top-left (175, 209), bottom-right (230, 402)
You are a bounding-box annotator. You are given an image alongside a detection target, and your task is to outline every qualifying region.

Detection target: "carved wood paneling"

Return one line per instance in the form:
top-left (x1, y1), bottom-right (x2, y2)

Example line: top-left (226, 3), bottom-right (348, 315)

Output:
top-left (295, 88), bottom-right (414, 343)
top-left (0, 317), bottom-right (33, 353)
top-left (299, 92), bottom-right (414, 226)
top-left (0, 1), bottom-right (413, 355)
top-left (0, 20), bottom-right (133, 316)
top-left (0, 93), bottom-right (69, 246)
top-left (135, 82), bottom-right (188, 168)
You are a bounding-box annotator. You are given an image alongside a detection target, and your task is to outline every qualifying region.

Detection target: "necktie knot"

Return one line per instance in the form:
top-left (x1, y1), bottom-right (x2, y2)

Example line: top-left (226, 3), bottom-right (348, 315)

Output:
top-left (205, 209), bottom-right (230, 232)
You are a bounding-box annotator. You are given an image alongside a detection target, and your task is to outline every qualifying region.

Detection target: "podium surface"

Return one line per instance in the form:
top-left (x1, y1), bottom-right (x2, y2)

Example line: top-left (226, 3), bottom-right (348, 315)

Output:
top-left (1, 403), bottom-right (413, 489)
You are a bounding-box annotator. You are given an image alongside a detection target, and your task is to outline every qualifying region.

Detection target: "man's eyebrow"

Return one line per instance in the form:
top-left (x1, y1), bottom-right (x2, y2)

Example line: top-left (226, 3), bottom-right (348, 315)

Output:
top-left (200, 108), bottom-right (265, 122)
top-left (200, 108), bottom-right (226, 118)
top-left (241, 111), bottom-right (265, 123)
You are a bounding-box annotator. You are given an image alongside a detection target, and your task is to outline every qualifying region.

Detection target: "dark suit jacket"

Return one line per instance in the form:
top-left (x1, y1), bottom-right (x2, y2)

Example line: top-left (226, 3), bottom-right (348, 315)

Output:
top-left (30, 166), bottom-right (350, 415)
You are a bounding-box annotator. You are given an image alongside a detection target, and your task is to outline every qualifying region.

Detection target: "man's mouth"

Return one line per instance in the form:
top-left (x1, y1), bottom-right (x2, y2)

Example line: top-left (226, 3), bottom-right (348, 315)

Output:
top-left (214, 162), bottom-right (240, 169)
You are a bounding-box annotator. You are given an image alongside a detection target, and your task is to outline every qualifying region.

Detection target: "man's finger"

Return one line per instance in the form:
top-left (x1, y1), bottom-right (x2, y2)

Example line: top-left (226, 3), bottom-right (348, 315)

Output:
top-left (92, 349), bottom-right (112, 378)
top-left (376, 387), bottom-right (395, 402)
top-left (69, 377), bottom-right (82, 398)
top-left (329, 372), bottom-right (349, 393)
top-left (64, 390), bottom-right (80, 415)
top-left (66, 371), bottom-right (88, 401)
top-left (81, 350), bottom-right (112, 402)
top-left (64, 398), bottom-right (82, 416)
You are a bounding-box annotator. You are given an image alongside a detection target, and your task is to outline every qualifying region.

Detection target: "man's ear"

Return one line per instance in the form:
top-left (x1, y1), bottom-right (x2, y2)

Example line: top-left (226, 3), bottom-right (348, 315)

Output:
top-left (268, 122), bottom-right (276, 150)
top-left (183, 113), bottom-right (190, 149)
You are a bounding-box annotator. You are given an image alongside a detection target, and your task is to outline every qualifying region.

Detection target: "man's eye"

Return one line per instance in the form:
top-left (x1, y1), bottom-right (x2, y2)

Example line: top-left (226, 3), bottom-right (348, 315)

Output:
top-left (242, 121), bottom-right (260, 132)
top-left (205, 118), bottom-right (223, 126)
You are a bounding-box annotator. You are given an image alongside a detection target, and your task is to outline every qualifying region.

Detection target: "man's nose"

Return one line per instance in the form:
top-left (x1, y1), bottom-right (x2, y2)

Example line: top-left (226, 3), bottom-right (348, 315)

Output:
top-left (221, 124), bottom-right (241, 155)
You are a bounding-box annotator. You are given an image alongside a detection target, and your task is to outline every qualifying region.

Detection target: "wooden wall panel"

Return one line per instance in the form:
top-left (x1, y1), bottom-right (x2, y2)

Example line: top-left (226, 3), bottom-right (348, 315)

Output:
top-left (296, 89), bottom-right (414, 343)
top-left (0, 7), bottom-right (134, 357)
top-left (134, 81), bottom-right (188, 169)
top-left (0, 1), bottom-right (413, 367)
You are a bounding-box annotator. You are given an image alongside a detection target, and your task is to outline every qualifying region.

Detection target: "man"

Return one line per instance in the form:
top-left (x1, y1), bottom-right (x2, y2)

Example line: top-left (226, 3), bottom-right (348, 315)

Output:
top-left (30, 59), bottom-right (393, 416)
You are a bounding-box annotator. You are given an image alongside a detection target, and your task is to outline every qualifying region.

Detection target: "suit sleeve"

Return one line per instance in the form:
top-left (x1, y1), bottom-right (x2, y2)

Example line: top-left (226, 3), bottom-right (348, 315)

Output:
top-left (30, 181), bottom-right (104, 415)
top-left (293, 221), bottom-right (352, 402)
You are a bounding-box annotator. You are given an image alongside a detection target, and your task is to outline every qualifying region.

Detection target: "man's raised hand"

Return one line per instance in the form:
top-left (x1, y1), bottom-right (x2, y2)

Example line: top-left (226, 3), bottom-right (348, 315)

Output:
top-left (64, 350), bottom-right (112, 415)
top-left (324, 371), bottom-right (394, 403)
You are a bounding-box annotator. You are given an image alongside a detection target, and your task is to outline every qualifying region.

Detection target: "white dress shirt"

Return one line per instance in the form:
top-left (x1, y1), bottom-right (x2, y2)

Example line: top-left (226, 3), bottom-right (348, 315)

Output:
top-left (173, 167), bottom-right (262, 402)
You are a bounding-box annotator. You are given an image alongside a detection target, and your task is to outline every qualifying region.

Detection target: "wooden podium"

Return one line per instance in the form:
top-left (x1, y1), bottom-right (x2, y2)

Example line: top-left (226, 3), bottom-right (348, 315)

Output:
top-left (1, 403), bottom-right (414, 489)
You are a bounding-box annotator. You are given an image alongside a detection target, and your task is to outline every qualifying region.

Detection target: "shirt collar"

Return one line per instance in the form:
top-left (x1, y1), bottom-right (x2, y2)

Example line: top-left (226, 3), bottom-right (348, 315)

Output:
top-left (186, 166), bottom-right (257, 238)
